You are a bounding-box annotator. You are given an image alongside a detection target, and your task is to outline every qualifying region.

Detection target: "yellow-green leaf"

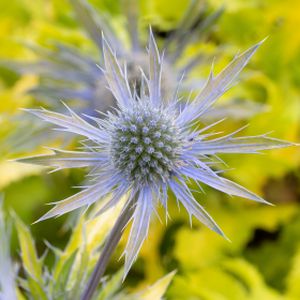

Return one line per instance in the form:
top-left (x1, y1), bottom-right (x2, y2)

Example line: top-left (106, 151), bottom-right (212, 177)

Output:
top-left (15, 216), bottom-right (43, 283)
top-left (138, 270), bottom-right (176, 300)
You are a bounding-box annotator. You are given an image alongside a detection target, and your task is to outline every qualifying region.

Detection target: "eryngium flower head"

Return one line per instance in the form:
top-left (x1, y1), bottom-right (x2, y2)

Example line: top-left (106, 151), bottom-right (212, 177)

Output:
top-left (18, 32), bottom-right (293, 277)
top-left (110, 101), bottom-right (183, 184)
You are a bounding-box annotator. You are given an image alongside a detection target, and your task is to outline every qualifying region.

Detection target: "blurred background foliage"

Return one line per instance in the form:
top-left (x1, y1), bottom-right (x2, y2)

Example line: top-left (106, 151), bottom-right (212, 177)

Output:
top-left (0, 0), bottom-right (300, 299)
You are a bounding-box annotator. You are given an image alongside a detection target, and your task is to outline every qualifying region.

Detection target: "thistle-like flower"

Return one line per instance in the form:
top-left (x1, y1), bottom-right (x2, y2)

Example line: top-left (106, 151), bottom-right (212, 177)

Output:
top-left (18, 32), bottom-right (293, 277)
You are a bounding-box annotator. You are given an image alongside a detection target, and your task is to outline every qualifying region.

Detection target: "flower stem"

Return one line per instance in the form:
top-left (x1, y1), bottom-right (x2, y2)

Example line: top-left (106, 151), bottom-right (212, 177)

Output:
top-left (80, 196), bottom-right (137, 300)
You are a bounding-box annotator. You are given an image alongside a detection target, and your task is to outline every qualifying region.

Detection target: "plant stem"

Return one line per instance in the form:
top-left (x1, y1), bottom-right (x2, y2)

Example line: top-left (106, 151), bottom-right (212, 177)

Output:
top-left (80, 196), bottom-right (137, 300)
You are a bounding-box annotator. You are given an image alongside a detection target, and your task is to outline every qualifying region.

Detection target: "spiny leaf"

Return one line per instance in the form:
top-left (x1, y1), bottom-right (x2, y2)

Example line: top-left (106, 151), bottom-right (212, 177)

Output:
top-left (25, 107), bottom-right (108, 142)
top-left (148, 27), bottom-right (162, 107)
top-left (169, 179), bottom-right (226, 238)
top-left (138, 270), bottom-right (176, 300)
top-left (53, 251), bottom-right (77, 299)
top-left (193, 133), bottom-right (294, 154)
top-left (95, 269), bottom-right (123, 300)
top-left (180, 166), bottom-right (270, 204)
top-left (196, 40), bottom-right (266, 115)
top-left (17, 149), bottom-right (107, 170)
top-left (102, 37), bottom-right (133, 107)
top-left (34, 184), bottom-right (104, 222)
top-left (52, 217), bottom-right (84, 281)
top-left (15, 216), bottom-right (43, 283)
top-left (124, 188), bottom-right (153, 279)
top-left (26, 278), bottom-right (48, 300)
top-left (178, 39), bottom-right (266, 125)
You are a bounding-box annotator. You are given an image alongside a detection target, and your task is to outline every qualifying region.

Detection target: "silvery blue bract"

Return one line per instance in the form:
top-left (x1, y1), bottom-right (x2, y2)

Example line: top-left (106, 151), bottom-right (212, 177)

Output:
top-left (18, 30), bottom-right (292, 278)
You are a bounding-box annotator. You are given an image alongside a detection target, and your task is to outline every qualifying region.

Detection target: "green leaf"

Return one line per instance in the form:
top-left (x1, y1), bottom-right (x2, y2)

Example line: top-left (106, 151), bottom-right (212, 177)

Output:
top-left (15, 216), bottom-right (43, 283)
top-left (52, 216), bottom-right (84, 280)
top-left (16, 289), bottom-right (26, 300)
top-left (96, 269), bottom-right (123, 300)
top-left (15, 215), bottom-right (48, 300)
top-left (138, 270), bottom-right (176, 300)
top-left (68, 245), bottom-right (90, 300)
top-left (26, 277), bottom-right (48, 300)
top-left (53, 250), bottom-right (78, 300)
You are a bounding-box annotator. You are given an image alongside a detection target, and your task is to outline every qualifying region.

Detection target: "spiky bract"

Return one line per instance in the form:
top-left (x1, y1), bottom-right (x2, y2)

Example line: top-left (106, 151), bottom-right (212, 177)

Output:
top-left (18, 31), bottom-right (293, 278)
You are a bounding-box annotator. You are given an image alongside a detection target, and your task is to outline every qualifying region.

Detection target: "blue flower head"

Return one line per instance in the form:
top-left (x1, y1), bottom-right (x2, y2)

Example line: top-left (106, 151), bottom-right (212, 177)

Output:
top-left (18, 30), bottom-right (293, 278)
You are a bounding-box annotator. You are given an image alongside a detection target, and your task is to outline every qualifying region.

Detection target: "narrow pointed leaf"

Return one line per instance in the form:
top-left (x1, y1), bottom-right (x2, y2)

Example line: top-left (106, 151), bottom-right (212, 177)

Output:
top-left (36, 174), bottom-right (119, 222)
top-left (124, 187), bottom-right (153, 278)
top-left (178, 40), bottom-right (265, 125)
top-left (201, 98), bottom-right (268, 121)
top-left (26, 108), bottom-right (108, 142)
top-left (193, 134), bottom-right (293, 154)
top-left (15, 217), bottom-right (48, 300)
top-left (139, 270), bottom-right (176, 300)
top-left (97, 269), bottom-right (123, 300)
top-left (148, 28), bottom-right (162, 106)
top-left (53, 251), bottom-right (77, 298)
top-left (26, 278), bottom-right (48, 300)
top-left (95, 182), bottom-right (129, 216)
top-left (53, 218), bottom-right (84, 280)
top-left (169, 180), bottom-right (225, 237)
top-left (180, 166), bottom-right (269, 204)
top-left (102, 39), bottom-right (133, 107)
top-left (17, 149), bottom-right (107, 170)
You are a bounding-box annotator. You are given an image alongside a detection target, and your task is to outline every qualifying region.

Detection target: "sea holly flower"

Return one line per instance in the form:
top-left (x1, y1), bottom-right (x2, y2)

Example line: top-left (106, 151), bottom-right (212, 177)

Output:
top-left (18, 32), bottom-right (293, 278)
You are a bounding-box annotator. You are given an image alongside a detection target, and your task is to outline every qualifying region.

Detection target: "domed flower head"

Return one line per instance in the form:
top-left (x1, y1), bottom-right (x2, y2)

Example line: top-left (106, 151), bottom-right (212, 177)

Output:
top-left (18, 32), bottom-right (292, 277)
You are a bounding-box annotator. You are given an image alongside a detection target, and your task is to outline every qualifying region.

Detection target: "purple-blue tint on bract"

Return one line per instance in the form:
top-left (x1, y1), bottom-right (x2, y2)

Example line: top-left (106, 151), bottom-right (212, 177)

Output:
top-left (18, 29), bottom-right (293, 279)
